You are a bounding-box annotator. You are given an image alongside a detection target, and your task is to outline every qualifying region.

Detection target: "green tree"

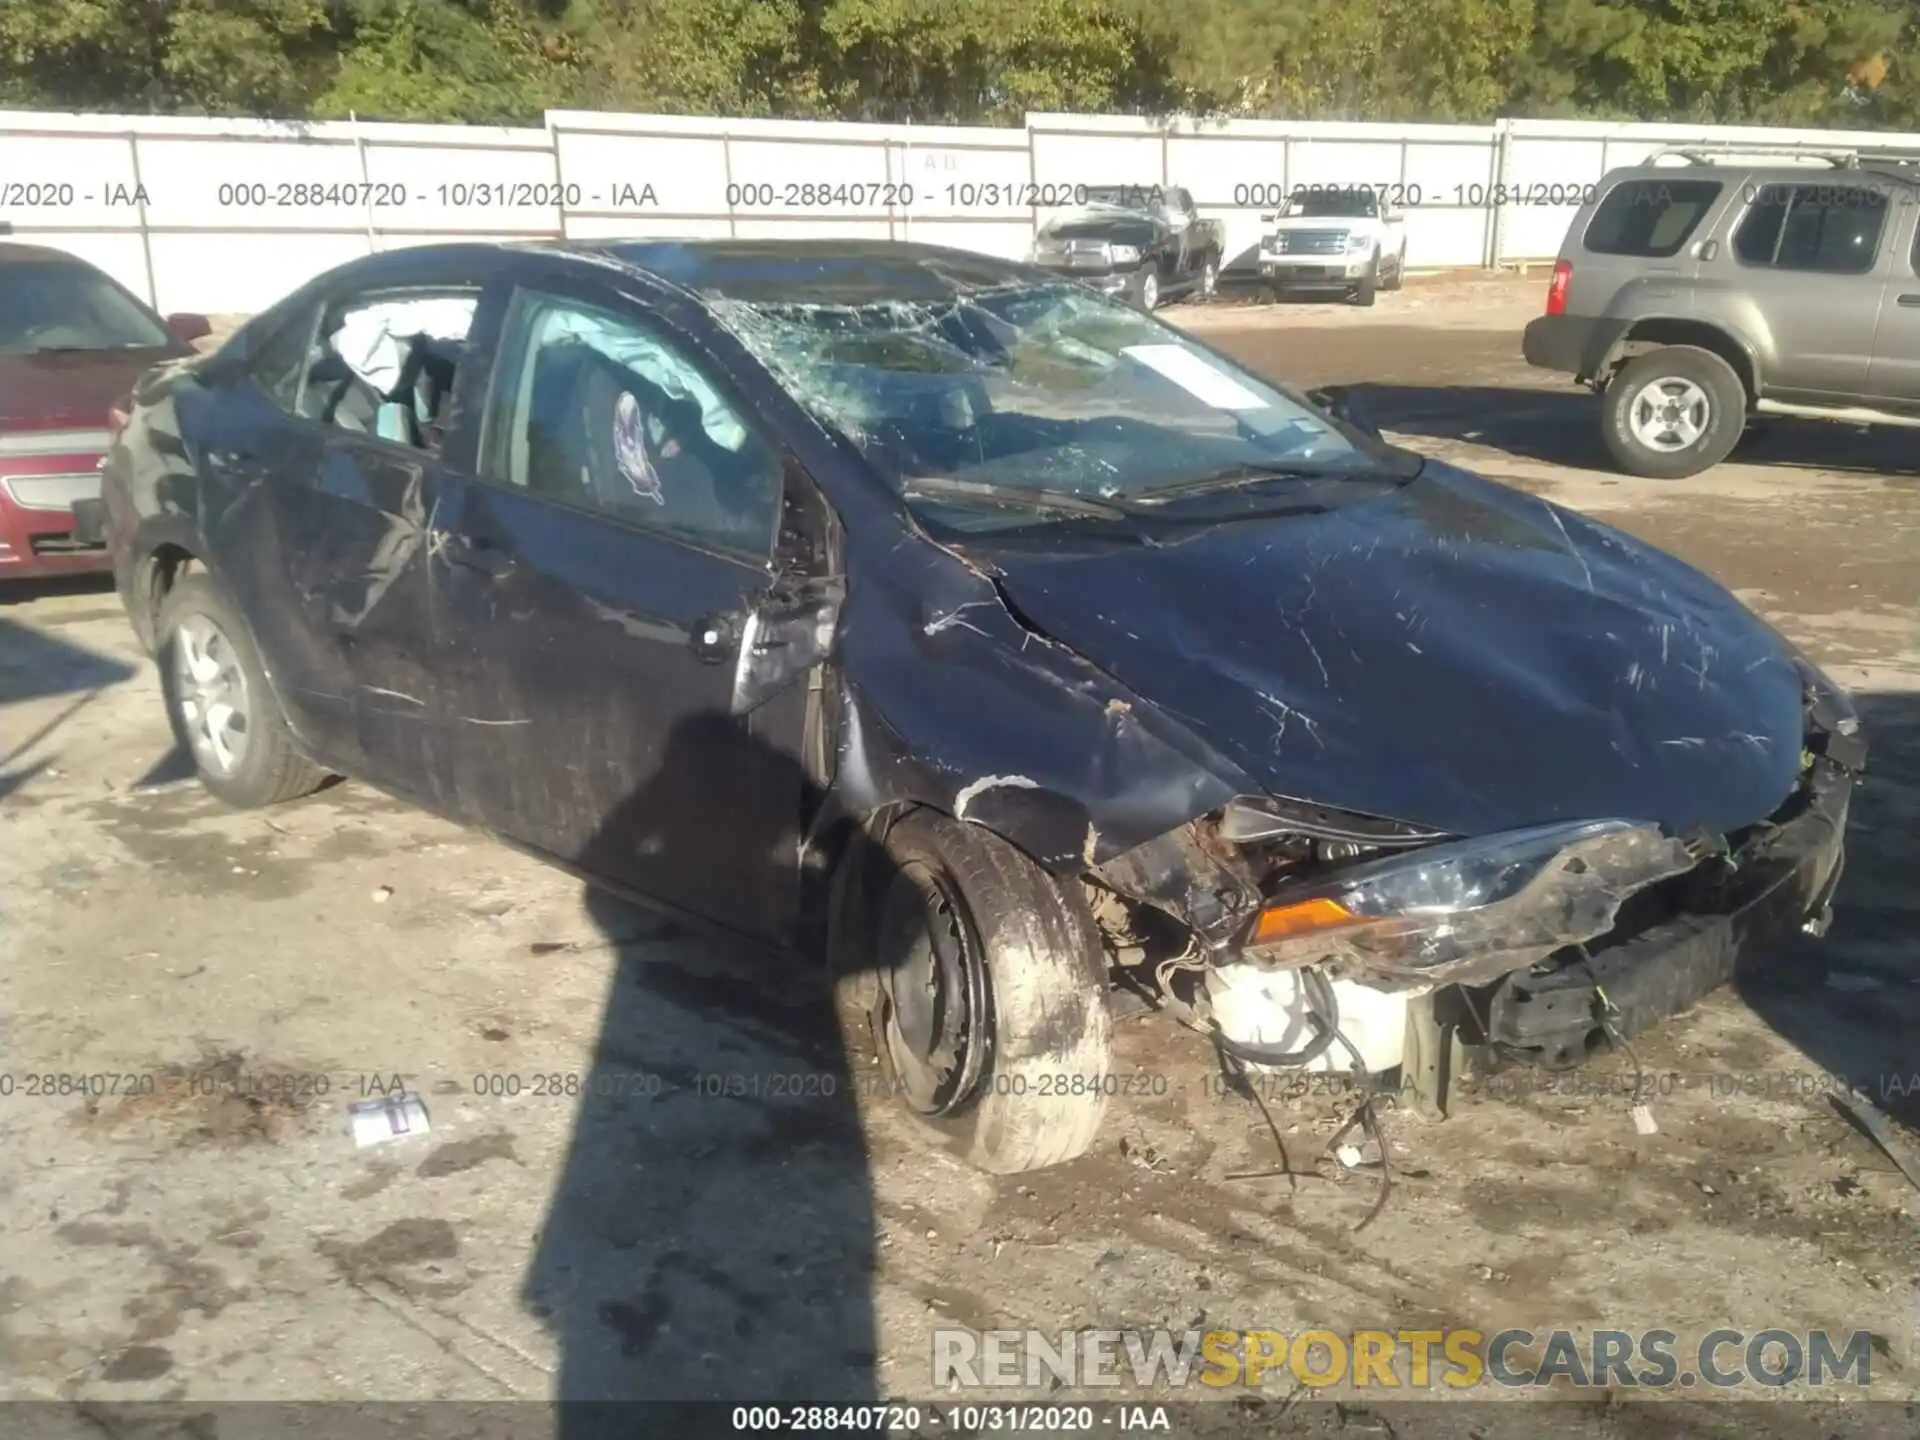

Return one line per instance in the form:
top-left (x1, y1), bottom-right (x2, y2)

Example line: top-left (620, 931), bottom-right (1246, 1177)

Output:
top-left (311, 0), bottom-right (569, 123)
top-left (1506, 0), bottom-right (1909, 126)
top-left (0, 0), bottom-right (331, 114)
top-left (0, 0), bottom-right (1914, 131)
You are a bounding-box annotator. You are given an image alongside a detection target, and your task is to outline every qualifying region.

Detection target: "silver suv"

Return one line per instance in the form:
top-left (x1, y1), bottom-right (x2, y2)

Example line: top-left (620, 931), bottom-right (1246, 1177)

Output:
top-left (1523, 143), bottom-right (1920, 478)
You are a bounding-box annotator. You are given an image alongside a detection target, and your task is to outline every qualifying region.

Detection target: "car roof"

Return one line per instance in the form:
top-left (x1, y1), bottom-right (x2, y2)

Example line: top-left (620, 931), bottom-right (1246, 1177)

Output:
top-left (336, 237), bottom-right (1043, 307)
top-left (587, 238), bottom-right (1039, 303)
top-left (1609, 162), bottom-right (1920, 187)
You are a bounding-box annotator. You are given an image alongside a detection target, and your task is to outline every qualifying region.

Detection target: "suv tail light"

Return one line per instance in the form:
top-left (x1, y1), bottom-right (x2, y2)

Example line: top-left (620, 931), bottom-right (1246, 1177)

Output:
top-left (1545, 260), bottom-right (1572, 317)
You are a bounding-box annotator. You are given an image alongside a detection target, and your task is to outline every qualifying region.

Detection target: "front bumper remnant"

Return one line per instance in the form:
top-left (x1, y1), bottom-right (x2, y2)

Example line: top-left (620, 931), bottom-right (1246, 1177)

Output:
top-left (1478, 763), bottom-right (1852, 1068)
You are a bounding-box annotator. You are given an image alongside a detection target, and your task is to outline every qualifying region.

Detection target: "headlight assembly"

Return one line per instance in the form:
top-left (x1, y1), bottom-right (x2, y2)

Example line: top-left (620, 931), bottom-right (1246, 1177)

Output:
top-left (1346, 232), bottom-right (1372, 252)
top-left (1243, 818), bottom-right (1700, 988)
top-left (1107, 244), bottom-right (1142, 265)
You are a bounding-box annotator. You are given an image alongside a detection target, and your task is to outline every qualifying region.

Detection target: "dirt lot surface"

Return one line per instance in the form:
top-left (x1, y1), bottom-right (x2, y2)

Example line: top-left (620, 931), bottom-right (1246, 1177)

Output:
top-left (3, 275), bottom-right (1917, 1429)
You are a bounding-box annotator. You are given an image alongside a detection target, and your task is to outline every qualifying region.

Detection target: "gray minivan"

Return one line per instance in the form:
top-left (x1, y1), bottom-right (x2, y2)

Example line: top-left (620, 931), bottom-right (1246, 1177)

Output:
top-left (1523, 144), bottom-right (1920, 477)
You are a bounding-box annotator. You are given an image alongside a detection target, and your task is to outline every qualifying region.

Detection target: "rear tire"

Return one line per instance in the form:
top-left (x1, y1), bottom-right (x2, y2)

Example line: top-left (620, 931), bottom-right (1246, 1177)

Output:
top-left (1601, 346), bottom-right (1745, 478)
top-left (832, 810), bottom-right (1113, 1175)
top-left (157, 571), bottom-right (327, 808)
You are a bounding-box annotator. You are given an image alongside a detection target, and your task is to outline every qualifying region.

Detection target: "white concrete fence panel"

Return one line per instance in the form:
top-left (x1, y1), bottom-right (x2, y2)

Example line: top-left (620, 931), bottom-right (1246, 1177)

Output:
top-left (4, 108), bottom-right (1917, 314)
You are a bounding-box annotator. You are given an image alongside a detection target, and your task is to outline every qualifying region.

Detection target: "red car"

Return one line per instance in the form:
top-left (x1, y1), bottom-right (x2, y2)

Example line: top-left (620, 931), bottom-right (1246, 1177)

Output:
top-left (0, 241), bottom-right (209, 580)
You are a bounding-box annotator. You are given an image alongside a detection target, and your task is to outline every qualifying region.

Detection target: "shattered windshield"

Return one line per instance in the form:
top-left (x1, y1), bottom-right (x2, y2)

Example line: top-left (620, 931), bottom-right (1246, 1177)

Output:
top-left (707, 282), bottom-right (1376, 529)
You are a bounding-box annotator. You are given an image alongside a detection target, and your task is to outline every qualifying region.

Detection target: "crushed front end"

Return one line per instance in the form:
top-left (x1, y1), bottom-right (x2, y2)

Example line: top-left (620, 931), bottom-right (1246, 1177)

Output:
top-left (1087, 653), bottom-right (1865, 1079)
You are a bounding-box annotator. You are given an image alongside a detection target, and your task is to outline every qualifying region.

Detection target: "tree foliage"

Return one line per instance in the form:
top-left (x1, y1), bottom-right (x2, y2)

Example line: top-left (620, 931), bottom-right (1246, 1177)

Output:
top-left (0, 0), bottom-right (1914, 128)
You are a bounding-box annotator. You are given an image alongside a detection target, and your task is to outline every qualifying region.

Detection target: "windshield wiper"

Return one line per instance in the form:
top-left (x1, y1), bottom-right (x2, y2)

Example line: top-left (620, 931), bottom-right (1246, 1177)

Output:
top-left (901, 474), bottom-right (1142, 521)
top-left (1130, 461), bottom-right (1331, 503)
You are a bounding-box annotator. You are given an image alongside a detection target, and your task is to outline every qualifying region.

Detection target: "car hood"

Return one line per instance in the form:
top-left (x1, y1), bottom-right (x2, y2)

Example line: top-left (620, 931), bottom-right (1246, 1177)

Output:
top-left (0, 348), bottom-right (185, 430)
top-left (977, 463), bottom-right (1807, 839)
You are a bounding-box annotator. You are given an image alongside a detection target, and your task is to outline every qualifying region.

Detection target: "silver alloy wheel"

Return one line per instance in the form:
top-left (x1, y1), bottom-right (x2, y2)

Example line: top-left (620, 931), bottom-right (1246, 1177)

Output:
top-left (1200, 259), bottom-right (1217, 297)
top-left (174, 613), bottom-right (251, 776)
top-left (1140, 270), bottom-right (1159, 310)
top-left (1627, 377), bottom-right (1712, 453)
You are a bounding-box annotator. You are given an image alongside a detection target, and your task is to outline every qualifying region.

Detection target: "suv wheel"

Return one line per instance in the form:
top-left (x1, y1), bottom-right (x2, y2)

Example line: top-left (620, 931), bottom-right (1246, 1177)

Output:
top-left (1133, 266), bottom-right (1160, 312)
top-left (1602, 347), bottom-right (1745, 478)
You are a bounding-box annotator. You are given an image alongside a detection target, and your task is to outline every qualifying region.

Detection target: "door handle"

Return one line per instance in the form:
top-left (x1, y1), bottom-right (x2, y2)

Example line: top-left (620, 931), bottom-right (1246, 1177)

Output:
top-left (440, 533), bottom-right (516, 578)
top-left (1899, 293), bottom-right (1920, 308)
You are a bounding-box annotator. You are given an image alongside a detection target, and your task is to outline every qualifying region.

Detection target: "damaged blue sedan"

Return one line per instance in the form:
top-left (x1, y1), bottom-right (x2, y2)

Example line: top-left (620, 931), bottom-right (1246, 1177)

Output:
top-left (100, 239), bottom-right (1864, 1174)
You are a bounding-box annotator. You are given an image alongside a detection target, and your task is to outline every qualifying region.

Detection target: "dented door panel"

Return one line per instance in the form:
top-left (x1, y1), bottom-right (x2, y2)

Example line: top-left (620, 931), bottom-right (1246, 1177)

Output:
top-left (428, 476), bottom-right (809, 941)
top-left (299, 435), bottom-right (457, 803)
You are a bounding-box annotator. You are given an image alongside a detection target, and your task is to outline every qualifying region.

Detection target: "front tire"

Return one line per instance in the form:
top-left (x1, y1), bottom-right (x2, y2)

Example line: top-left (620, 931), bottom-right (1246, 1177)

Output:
top-left (1352, 255), bottom-right (1379, 307)
top-left (157, 571), bottom-right (326, 808)
top-left (833, 810), bottom-right (1113, 1175)
top-left (1383, 246), bottom-right (1405, 291)
top-left (1601, 346), bottom-right (1746, 478)
top-left (1197, 255), bottom-right (1219, 300)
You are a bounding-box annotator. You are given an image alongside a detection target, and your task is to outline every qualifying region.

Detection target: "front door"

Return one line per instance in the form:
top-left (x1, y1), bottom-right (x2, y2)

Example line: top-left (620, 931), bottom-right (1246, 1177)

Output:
top-left (1865, 205), bottom-right (1920, 408)
top-left (1729, 181), bottom-right (1894, 401)
top-left (427, 281), bottom-right (831, 943)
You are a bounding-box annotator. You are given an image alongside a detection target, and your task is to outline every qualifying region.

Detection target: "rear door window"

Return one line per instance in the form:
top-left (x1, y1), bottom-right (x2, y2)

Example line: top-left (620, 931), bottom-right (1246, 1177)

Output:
top-left (1582, 179), bottom-right (1724, 258)
top-left (296, 289), bottom-right (479, 451)
top-left (1734, 183), bottom-right (1888, 274)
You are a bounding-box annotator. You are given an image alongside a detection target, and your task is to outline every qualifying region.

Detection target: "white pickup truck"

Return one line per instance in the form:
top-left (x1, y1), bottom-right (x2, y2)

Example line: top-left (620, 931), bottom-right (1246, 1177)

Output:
top-left (1257, 187), bottom-right (1409, 306)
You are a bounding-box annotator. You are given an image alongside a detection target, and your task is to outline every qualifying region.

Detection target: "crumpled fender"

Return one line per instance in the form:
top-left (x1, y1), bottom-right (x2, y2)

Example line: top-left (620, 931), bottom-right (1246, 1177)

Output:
top-left (827, 530), bottom-right (1249, 873)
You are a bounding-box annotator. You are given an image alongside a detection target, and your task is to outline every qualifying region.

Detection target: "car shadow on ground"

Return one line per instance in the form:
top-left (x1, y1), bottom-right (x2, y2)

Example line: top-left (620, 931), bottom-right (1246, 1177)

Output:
top-left (0, 614), bottom-right (136, 800)
top-left (521, 714), bottom-right (899, 1430)
top-left (1734, 689), bottom-right (1920, 1135)
top-left (1335, 383), bottom-right (1920, 480)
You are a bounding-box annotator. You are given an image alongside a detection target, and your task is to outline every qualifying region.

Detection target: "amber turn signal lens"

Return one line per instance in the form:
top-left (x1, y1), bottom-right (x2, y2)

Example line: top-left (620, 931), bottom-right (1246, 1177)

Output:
top-left (1251, 896), bottom-right (1358, 945)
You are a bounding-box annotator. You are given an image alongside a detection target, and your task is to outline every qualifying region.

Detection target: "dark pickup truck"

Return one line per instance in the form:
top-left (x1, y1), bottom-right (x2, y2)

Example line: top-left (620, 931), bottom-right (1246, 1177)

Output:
top-left (1027, 184), bottom-right (1224, 311)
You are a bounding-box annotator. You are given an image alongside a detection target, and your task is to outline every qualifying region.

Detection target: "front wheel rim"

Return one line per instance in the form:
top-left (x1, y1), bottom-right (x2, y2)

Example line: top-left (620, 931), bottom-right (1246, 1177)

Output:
top-left (174, 613), bottom-right (251, 776)
top-left (875, 862), bottom-right (990, 1117)
top-left (1141, 273), bottom-right (1158, 309)
top-left (1201, 262), bottom-right (1217, 296)
top-left (1628, 377), bottom-right (1712, 452)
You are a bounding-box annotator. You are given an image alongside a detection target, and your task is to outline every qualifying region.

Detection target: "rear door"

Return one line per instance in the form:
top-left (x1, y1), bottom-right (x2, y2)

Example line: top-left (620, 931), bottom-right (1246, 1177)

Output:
top-left (426, 277), bottom-right (835, 942)
top-left (1727, 179), bottom-right (1893, 400)
top-left (207, 276), bottom-right (492, 799)
top-left (1864, 197), bottom-right (1920, 407)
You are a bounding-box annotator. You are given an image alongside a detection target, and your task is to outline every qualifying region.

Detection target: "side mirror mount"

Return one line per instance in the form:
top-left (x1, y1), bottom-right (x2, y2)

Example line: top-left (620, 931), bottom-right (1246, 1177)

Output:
top-left (167, 312), bottom-right (213, 344)
top-left (1307, 384), bottom-right (1382, 440)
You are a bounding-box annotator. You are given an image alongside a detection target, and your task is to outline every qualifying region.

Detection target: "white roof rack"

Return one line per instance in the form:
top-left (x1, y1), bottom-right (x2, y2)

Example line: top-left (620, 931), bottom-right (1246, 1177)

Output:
top-left (1647, 141), bottom-right (1920, 169)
